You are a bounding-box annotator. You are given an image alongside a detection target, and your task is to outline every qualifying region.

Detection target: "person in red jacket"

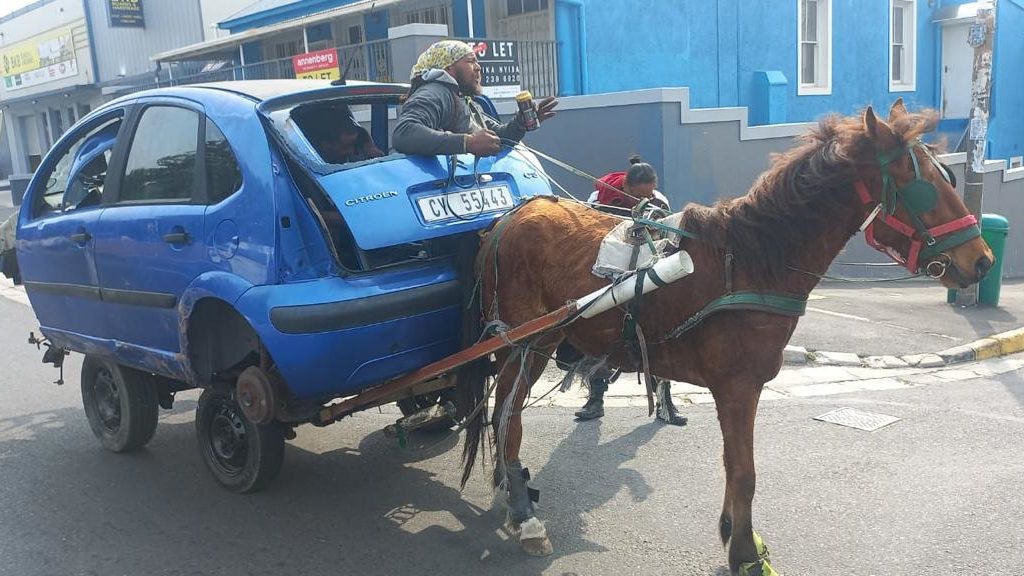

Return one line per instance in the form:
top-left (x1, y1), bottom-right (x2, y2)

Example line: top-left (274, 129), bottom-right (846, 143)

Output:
top-left (562, 156), bottom-right (687, 425)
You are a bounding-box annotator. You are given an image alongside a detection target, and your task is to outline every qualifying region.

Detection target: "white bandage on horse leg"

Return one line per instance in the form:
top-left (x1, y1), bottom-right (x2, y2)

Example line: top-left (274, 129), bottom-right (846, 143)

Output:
top-left (519, 517), bottom-right (547, 541)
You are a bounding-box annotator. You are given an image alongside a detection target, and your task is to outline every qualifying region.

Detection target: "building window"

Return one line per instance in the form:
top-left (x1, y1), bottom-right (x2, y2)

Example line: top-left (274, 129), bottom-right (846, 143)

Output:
top-left (890, 0), bottom-right (916, 91)
top-left (798, 0), bottom-right (831, 95)
top-left (507, 0), bottom-right (549, 16)
top-left (397, 4), bottom-right (449, 26)
top-left (275, 40), bottom-right (300, 60)
top-left (347, 25), bottom-right (363, 45)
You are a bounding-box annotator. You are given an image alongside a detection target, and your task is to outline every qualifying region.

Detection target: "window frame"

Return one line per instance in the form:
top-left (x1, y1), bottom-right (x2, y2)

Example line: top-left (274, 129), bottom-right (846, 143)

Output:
top-left (107, 101), bottom-right (206, 207)
top-left (797, 0), bottom-right (832, 96)
top-left (30, 109), bottom-right (127, 221)
top-left (202, 117), bottom-right (244, 205)
top-left (889, 0), bottom-right (917, 92)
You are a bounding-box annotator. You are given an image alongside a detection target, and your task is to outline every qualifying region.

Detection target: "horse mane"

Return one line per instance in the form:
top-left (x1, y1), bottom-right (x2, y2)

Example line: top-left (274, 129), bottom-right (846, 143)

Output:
top-left (681, 108), bottom-right (938, 284)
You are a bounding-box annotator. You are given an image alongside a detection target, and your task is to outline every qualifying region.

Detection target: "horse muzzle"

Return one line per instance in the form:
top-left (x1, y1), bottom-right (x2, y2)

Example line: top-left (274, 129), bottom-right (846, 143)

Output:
top-left (926, 252), bottom-right (994, 288)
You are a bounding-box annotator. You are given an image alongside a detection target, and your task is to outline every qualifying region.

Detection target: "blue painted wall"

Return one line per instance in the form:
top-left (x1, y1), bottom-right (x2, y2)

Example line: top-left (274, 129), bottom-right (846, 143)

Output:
top-left (579, 3), bottom-right (719, 107)
top-left (451, 0), bottom-right (487, 37)
top-left (364, 8), bottom-right (390, 41)
top-left (988, 0), bottom-right (1024, 160)
top-left (575, 0), bottom-right (939, 118)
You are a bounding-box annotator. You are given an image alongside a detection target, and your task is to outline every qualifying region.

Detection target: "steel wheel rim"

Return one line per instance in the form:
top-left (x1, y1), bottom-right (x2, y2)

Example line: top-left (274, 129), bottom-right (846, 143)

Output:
top-left (93, 368), bottom-right (121, 433)
top-left (208, 402), bottom-right (248, 476)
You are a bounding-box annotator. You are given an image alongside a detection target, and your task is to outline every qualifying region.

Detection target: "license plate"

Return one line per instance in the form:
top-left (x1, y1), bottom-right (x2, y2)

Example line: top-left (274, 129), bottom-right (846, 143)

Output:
top-left (417, 185), bottom-right (514, 223)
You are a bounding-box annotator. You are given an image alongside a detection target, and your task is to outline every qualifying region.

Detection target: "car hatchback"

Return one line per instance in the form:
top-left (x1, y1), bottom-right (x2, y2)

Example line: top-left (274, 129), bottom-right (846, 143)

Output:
top-left (10, 79), bottom-right (551, 492)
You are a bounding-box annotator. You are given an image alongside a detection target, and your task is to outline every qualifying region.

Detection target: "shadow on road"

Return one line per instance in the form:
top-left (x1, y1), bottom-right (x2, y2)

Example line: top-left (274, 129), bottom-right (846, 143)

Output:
top-left (0, 398), bottom-right (721, 574)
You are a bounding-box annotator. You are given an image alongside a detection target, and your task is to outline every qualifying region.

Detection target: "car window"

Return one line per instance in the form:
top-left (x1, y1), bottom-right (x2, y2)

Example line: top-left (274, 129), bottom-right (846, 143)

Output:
top-left (34, 117), bottom-right (122, 218)
top-left (120, 106), bottom-right (199, 202)
top-left (205, 120), bottom-right (242, 204)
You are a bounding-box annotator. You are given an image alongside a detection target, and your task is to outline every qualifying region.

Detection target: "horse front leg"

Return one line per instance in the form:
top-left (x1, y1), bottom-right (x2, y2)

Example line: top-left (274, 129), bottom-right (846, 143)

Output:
top-left (492, 339), bottom-right (559, 556)
top-left (714, 382), bottom-right (778, 576)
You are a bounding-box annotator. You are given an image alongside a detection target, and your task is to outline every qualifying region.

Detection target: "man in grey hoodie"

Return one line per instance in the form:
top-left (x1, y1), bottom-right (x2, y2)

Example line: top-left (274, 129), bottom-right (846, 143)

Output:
top-left (393, 40), bottom-right (557, 156)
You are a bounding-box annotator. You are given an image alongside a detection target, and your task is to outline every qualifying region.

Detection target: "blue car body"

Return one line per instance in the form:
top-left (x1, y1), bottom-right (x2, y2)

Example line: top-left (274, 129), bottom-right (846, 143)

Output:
top-left (15, 80), bottom-right (551, 404)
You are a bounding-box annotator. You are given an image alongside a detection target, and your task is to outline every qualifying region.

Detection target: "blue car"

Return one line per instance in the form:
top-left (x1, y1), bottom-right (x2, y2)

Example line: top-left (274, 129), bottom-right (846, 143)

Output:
top-left (10, 80), bottom-right (551, 492)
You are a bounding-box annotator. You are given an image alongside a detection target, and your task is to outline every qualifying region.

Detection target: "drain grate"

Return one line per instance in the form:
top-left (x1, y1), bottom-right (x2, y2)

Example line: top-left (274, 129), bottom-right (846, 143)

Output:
top-left (814, 407), bottom-right (900, 431)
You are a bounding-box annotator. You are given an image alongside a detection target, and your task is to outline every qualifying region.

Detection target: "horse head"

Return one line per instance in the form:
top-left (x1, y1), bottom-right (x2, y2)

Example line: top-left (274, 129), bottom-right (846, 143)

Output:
top-left (857, 99), bottom-right (994, 288)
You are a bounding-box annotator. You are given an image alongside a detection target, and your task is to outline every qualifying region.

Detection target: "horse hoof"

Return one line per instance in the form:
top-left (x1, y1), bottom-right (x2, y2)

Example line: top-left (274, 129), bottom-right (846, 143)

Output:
top-left (521, 536), bottom-right (554, 556)
top-left (518, 517), bottom-right (553, 556)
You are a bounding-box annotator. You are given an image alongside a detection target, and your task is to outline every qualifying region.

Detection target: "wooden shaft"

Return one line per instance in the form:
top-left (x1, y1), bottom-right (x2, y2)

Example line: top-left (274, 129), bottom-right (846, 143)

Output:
top-left (318, 304), bottom-right (575, 423)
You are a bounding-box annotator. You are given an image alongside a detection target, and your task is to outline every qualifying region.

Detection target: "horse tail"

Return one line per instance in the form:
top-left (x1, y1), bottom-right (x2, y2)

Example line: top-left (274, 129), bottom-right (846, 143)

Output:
top-left (455, 230), bottom-right (490, 489)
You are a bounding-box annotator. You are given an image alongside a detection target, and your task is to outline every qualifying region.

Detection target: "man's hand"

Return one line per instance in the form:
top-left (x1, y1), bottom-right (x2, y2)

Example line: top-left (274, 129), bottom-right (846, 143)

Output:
top-left (365, 143), bottom-right (386, 159)
top-left (536, 96), bottom-right (558, 123)
top-left (465, 129), bottom-right (501, 156)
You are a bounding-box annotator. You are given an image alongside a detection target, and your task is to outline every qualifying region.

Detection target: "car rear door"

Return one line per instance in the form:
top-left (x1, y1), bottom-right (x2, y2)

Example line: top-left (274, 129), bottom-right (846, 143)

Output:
top-left (91, 99), bottom-right (208, 353)
top-left (17, 109), bottom-right (128, 343)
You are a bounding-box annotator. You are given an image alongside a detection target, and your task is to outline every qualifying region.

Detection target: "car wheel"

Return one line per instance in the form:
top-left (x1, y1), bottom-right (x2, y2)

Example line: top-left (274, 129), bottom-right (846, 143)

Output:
top-left (396, 390), bottom-right (457, 431)
top-left (196, 389), bottom-right (284, 493)
top-left (80, 356), bottom-right (159, 452)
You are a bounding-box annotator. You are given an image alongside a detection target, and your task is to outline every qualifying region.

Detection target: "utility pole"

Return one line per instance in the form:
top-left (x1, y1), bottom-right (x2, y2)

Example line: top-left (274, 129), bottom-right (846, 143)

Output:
top-left (956, 1), bottom-right (995, 307)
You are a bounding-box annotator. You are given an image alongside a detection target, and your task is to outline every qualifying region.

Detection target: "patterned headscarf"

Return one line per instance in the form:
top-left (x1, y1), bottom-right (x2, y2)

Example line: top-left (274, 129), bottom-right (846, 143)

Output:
top-left (410, 40), bottom-right (475, 79)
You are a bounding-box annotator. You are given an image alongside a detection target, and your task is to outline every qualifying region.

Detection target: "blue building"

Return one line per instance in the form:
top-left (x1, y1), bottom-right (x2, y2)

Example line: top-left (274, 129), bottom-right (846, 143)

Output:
top-left (155, 0), bottom-right (1022, 162)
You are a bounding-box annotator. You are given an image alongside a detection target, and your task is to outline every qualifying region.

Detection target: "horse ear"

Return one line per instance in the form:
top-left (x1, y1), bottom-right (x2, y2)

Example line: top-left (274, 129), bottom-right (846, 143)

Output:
top-left (888, 98), bottom-right (907, 121)
top-left (864, 106), bottom-right (897, 147)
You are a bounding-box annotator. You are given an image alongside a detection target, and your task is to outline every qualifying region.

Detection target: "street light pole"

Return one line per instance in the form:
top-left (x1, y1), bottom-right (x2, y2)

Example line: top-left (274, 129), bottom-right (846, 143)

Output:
top-left (956, 1), bottom-right (996, 307)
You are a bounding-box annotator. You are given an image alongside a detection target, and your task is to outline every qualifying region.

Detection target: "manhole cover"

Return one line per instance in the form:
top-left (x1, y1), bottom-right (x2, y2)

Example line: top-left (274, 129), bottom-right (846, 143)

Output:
top-left (814, 407), bottom-right (900, 431)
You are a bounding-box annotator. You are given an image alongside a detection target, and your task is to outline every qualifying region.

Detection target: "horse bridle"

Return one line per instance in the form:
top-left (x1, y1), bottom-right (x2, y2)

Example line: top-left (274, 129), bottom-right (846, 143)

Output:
top-left (855, 139), bottom-right (981, 278)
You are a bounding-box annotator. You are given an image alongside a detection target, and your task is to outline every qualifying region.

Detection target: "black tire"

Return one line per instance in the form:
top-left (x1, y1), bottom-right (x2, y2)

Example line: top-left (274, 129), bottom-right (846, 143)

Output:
top-left (80, 356), bottom-right (159, 452)
top-left (195, 389), bottom-right (284, 493)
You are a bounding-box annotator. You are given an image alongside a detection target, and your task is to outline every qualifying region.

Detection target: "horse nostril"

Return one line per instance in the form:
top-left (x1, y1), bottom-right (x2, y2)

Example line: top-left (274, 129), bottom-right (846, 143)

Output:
top-left (976, 256), bottom-right (993, 279)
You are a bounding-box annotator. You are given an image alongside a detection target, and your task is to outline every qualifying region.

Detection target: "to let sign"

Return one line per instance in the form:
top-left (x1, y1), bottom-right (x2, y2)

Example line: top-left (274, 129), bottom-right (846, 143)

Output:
top-left (292, 48), bottom-right (341, 81)
top-left (108, 0), bottom-right (145, 28)
top-left (470, 40), bottom-right (521, 99)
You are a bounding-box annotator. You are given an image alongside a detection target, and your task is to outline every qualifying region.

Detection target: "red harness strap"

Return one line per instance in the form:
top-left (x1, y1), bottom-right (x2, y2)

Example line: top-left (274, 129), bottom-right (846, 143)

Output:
top-left (854, 181), bottom-right (978, 273)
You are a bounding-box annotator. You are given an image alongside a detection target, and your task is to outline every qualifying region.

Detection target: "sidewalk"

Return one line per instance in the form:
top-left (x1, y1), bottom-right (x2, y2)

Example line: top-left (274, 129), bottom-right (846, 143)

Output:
top-left (531, 277), bottom-right (1024, 408)
top-left (787, 278), bottom-right (1024, 366)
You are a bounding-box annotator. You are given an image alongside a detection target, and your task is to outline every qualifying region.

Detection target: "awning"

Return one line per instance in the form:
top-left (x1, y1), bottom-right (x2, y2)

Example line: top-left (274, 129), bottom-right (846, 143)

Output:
top-left (932, 1), bottom-right (993, 24)
top-left (151, 0), bottom-right (403, 62)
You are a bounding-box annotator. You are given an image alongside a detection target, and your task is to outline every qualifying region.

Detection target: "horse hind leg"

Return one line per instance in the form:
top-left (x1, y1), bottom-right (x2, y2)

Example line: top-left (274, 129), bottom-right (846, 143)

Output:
top-left (492, 337), bottom-right (559, 557)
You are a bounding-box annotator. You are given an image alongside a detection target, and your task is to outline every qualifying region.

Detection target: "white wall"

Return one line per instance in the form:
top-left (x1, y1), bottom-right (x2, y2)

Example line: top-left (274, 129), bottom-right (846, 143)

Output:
top-left (199, 0), bottom-right (258, 41)
top-left (0, 0), bottom-right (95, 98)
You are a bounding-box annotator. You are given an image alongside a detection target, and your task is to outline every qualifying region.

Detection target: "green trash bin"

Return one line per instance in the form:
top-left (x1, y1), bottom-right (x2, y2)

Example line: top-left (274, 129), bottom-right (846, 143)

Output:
top-left (978, 213), bottom-right (1009, 306)
top-left (947, 213), bottom-right (1009, 306)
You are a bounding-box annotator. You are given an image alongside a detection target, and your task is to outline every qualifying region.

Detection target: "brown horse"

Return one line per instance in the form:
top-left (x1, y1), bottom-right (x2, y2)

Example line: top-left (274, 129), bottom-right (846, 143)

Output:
top-left (455, 100), bottom-right (995, 575)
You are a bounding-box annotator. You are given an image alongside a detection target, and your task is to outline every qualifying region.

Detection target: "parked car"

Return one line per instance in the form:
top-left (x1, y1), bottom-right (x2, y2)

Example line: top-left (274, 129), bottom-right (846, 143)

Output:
top-left (9, 80), bottom-right (551, 492)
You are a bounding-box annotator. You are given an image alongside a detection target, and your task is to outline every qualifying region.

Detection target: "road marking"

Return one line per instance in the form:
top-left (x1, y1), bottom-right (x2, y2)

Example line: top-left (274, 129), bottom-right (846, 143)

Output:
top-left (806, 306), bottom-right (958, 341)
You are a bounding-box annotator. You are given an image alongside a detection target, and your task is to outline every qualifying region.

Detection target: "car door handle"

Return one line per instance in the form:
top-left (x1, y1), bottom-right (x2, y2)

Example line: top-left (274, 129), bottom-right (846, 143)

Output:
top-left (163, 231), bottom-right (191, 244)
top-left (69, 231), bottom-right (91, 243)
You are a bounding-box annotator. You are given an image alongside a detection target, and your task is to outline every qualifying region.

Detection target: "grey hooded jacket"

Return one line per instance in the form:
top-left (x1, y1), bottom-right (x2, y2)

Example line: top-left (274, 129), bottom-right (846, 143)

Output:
top-left (393, 70), bottom-right (526, 156)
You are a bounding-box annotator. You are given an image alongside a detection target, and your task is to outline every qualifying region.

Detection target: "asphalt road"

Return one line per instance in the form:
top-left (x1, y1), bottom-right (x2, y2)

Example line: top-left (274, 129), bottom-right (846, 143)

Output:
top-left (789, 278), bottom-right (1024, 357)
top-left (2, 296), bottom-right (1024, 575)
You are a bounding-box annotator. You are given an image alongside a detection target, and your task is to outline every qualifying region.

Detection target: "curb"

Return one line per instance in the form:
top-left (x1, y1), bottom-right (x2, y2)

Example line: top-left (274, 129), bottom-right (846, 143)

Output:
top-left (785, 327), bottom-right (1024, 369)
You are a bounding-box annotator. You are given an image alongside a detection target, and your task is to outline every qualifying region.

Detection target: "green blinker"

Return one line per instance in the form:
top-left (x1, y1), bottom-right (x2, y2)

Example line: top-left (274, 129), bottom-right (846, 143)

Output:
top-left (899, 179), bottom-right (938, 214)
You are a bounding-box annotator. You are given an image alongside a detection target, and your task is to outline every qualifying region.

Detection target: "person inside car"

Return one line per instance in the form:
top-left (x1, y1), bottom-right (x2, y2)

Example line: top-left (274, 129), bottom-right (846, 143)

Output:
top-left (393, 40), bottom-right (557, 157)
top-left (297, 104), bottom-right (385, 165)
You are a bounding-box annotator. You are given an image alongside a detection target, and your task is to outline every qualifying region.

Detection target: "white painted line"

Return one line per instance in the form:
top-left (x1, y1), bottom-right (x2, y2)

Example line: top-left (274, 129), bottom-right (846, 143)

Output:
top-left (806, 306), bottom-right (873, 322)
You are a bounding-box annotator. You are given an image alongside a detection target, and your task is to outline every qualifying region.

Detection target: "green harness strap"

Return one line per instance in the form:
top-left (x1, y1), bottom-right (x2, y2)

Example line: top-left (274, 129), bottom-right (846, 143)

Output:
top-left (661, 291), bottom-right (808, 342)
top-left (632, 216), bottom-right (701, 241)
